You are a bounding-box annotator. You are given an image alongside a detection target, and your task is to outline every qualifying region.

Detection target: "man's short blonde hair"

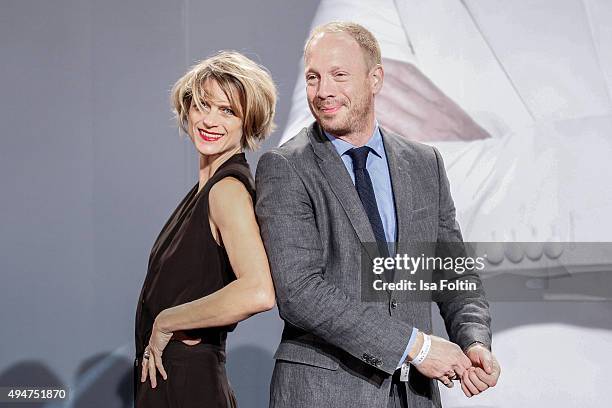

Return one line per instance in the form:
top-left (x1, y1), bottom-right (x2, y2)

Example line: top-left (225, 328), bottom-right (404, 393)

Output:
top-left (304, 21), bottom-right (382, 70)
top-left (171, 51), bottom-right (277, 150)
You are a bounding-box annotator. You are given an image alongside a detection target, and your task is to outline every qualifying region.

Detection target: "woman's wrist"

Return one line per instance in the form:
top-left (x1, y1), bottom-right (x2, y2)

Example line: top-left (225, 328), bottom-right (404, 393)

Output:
top-left (154, 309), bottom-right (174, 333)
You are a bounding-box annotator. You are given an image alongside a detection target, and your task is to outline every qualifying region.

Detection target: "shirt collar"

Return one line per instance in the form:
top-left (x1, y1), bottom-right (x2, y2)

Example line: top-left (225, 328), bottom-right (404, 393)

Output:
top-left (323, 122), bottom-right (384, 159)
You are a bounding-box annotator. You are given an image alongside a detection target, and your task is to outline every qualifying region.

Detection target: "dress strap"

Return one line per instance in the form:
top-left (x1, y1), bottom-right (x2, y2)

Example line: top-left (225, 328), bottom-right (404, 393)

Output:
top-left (206, 160), bottom-right (255, 200)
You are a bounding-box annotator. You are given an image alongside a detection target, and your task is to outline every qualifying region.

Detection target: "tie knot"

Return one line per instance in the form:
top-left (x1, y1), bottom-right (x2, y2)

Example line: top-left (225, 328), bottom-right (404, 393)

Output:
top-left (347, 146), bottom-right (370, 171)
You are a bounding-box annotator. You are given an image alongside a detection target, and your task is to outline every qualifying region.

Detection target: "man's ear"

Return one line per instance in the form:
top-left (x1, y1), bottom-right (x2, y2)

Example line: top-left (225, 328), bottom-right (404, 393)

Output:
top-left (371, 64), bottom-right (384, 95)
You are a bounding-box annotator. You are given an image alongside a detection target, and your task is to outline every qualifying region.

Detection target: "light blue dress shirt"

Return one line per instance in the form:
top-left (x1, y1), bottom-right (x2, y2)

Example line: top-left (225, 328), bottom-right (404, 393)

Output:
top-left (324, 124), bottom-right (419, 369)
top-left (324, 125), bottom-right (396, 244)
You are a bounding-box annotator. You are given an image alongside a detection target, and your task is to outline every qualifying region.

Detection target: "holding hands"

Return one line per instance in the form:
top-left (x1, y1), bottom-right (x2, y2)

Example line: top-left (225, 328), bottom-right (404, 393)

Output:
top-left (460, 343), bottom-right (501, 397)
top-left (409, 333), bottom-right (472, 388)
top-left (408, 332), bottom-right (500, 397)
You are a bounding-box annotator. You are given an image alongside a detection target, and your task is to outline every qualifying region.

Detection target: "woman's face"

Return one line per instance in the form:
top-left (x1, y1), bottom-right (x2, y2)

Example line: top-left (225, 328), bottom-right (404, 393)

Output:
top-left (187, 79), bottom-right (243, 158)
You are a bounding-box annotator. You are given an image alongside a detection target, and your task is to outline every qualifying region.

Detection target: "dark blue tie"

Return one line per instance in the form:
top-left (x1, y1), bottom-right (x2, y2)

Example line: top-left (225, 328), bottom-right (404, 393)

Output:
top-left (347, 147), bottom-right (391, 280)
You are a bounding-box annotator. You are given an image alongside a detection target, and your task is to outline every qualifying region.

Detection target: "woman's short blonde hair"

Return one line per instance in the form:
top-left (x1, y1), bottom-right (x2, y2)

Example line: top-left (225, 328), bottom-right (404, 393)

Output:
top-left (171, 51), bottom-right (277, 150)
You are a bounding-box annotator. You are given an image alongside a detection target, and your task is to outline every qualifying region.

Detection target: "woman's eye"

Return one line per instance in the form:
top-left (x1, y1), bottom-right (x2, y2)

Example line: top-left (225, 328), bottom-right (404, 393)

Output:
top-left (223, 108), bottom-right (235, 115)
top-left (195, 101), bottom-right (210, 110)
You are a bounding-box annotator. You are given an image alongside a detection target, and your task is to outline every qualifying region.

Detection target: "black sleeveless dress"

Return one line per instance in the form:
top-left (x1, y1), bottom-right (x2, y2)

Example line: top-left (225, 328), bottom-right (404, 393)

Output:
top-left (134, 153), bottom-right (254, 407)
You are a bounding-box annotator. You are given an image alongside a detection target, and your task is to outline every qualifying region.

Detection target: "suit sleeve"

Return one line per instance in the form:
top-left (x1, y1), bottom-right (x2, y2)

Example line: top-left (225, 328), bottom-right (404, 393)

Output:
top-left (255, 150), bottom-right (413, 375)
top-left (432, 146), bottom-right (492, 350)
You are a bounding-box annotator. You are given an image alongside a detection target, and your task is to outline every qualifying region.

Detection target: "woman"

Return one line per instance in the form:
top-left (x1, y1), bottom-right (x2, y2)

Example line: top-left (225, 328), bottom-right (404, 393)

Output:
top-left (134, 51), bottom-right (277, 407)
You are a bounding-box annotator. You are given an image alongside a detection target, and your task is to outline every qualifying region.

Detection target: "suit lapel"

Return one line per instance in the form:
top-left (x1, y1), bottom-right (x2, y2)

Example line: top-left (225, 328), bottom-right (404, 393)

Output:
top-left (381, 127), bottom-right (414, 248)
top-left (380, 128), bottom-right (417, 295)
top-left (308, 123), bottom-right (379, 262)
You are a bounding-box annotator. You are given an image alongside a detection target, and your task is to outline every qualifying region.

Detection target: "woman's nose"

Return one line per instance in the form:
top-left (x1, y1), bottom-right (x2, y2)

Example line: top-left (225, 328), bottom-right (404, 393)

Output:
top-left (201, 111), bottom-right (219, 128)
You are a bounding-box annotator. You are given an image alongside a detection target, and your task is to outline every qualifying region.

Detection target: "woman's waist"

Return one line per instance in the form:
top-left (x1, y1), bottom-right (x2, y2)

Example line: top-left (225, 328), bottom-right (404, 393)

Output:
top-left (172, 328), bottom-right (228, 346)
top-left (135, 340), bottom-right (227, 368)
top-left (135, 326), bottom-right (228, 358)
top-left (162, 338), bottom-right (227, 363)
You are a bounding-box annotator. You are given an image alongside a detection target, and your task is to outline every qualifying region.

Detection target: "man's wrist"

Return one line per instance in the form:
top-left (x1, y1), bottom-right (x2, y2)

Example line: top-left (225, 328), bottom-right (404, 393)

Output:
top-left (407, 331), bottom-right (425, 361)
top-left (464, 341), bottom-right (488, 353)
top-left (409, 332), bottom-right (431, 366)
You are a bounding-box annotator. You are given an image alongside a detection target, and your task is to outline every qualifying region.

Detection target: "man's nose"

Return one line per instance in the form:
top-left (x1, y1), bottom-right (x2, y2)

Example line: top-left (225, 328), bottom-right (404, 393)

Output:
top-left (316, 76), bottom-right (336, 99)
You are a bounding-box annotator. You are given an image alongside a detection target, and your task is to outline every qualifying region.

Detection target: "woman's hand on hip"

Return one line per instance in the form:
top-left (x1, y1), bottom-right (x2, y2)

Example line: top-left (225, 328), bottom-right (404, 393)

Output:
top-left (141, 314), bottom-right (173, 388)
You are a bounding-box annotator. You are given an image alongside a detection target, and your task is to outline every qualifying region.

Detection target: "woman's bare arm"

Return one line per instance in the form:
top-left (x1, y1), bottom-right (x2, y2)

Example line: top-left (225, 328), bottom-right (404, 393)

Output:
top-left (155, 177), bottom-right (275, 332)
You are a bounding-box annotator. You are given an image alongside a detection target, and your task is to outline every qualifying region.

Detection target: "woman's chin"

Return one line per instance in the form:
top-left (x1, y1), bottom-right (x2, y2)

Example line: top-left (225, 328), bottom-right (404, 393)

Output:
top-left (193, 142), bottom-right (223, 157)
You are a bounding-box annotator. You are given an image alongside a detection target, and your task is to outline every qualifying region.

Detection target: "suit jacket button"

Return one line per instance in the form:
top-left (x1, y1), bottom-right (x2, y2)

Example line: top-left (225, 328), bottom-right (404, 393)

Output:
top-left (391, 299), bottom-right (397, 309)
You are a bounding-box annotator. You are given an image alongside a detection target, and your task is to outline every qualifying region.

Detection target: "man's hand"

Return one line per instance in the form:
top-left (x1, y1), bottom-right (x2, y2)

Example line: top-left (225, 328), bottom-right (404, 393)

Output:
top-left (376, 58), bottom-right (490, 142)
top-left (409, 332), bottom-right (472, 388)
top-left (460, 343), bottom-right (501, 397)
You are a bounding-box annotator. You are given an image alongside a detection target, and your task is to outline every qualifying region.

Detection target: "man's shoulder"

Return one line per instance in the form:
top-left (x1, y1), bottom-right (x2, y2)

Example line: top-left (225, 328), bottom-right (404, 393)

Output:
top-left (262, 126), bottom-right (316, 163)
top-left (382, 128), bottom-right (438, 161)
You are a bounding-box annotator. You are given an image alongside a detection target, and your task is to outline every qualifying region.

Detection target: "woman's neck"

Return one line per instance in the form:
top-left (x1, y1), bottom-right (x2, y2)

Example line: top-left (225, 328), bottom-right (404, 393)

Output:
top-left (197, 148), bottom-right (242, 192)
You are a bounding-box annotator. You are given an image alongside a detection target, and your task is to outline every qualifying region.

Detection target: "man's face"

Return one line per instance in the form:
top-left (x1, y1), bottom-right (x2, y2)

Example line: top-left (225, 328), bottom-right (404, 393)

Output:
top-left (304, 32), bottom-right (376, 137)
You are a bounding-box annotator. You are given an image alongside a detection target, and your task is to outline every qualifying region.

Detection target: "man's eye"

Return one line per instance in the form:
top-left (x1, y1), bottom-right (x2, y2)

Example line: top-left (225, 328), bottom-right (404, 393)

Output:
top-left (306, 75), bottom-right (318, 83)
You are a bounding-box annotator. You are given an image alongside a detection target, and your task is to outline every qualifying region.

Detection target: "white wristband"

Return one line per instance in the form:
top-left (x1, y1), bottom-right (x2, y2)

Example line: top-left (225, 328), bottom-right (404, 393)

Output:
top-left (410, 333), bottom-right (431, 366)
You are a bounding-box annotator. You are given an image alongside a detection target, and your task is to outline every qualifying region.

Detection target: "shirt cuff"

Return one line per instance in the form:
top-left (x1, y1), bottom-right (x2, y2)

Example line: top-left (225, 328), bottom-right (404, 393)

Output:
top-left (397, 327), bottom-right (419, 369)
top-left (463, 340), bottom-right (489, 352)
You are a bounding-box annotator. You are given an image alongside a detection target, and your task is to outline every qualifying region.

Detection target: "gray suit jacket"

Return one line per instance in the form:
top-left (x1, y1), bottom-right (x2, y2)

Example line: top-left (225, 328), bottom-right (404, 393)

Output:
top-left (255, 122), bottom-right (491, 407)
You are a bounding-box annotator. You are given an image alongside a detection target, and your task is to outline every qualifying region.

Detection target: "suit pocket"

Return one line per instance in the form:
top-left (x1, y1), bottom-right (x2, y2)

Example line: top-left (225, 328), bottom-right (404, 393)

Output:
top-left (273, 342), bottom-right (339, 371)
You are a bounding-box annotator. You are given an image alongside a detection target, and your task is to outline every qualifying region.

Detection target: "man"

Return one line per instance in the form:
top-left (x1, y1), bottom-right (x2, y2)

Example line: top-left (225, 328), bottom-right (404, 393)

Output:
top-left (281, 0), bottom-right (612, 246)
top-left (255, 22), bottom-right (500, 407)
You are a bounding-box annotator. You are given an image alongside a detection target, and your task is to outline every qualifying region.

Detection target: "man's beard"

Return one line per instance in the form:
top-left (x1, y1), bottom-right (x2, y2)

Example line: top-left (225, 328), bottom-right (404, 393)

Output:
top-left (310, 93), bottom-right (373, 137)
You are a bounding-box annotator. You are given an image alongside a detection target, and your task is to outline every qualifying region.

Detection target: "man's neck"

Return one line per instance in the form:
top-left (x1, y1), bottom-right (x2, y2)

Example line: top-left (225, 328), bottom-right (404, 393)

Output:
top-left (330, 117), bottom-right (377, 147)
